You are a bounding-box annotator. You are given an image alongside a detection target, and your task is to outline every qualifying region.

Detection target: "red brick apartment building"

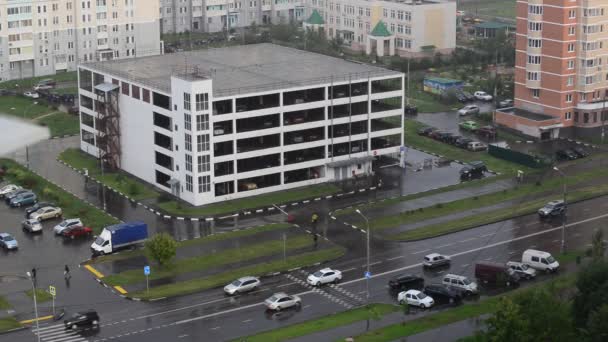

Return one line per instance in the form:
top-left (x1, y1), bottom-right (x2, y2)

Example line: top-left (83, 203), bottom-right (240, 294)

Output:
top-left (496, 0), bottom-right (608, 140)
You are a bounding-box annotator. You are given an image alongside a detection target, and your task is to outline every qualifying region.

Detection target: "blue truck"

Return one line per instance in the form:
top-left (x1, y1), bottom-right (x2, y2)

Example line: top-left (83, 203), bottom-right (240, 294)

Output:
top-left (90, 221), bottom-right (148, 255)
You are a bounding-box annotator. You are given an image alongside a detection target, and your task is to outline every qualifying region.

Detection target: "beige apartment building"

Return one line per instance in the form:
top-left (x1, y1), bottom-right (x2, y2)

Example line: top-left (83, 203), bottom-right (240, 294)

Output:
top-left (497, 0), bottom-right (608, 139)
top-left (0, 0), bottom-right (161, 81)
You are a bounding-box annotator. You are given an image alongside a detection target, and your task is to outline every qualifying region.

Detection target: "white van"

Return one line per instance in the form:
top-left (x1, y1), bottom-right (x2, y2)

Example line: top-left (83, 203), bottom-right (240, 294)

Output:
top-left (442, 274), bottom-right (478, 296)
top-left (522, 249), bottom-right (559, 272)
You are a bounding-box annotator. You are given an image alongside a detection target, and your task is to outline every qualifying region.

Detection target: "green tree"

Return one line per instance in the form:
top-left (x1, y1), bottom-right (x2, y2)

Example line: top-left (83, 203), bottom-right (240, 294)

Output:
top-left (483, 297), bottom-right (529, 342)
top-left (573, 261), bottom-right (608, 328)
top-left (586, 304), bottom-right (608, 342)
top-left (591, 229), bottom-right (605, 261)
top-left (145, 233), bottom-right (177, 266)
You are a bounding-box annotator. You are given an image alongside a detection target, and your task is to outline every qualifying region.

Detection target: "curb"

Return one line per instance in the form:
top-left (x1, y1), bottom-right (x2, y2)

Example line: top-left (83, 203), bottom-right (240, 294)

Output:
top-left (50, 133), bottom-right (78, 140)
top-left (0, 326), bottom-right (27, 335)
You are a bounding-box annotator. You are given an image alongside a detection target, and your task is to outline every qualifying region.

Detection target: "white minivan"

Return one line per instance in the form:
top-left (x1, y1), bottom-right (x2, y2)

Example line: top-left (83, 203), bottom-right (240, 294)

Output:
top-left (522, 249), bottom-right (559, 272)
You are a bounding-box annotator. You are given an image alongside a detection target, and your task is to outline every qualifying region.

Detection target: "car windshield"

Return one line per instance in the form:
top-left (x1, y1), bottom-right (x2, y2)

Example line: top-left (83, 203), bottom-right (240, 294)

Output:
top-left (94, 237), bottom-right (104, 245)
top-left (546, 256), bottom-right (556, 264)
top-left (231, 280), bottom-right (241, 286)
top-left (313, 271), bottom-right (323, 277)
top-left (417, 293), bottom-right (427, 299)
top-left (3, 236), bottom-right (14, 241)
top-left (268, 295), bottom-right (278, 302)
top-left (462, 278), bottom-right (471, 285)
top-left (60, 221), bottom-right (69, 227)
top-left (520, 264), bottom-right (529, 270)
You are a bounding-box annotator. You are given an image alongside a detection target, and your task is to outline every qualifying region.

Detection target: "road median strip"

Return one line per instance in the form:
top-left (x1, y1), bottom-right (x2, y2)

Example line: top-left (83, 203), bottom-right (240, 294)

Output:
top-left (114, 286), bottom-right (128, 294)
top-left (19, 315), bottom-right (54, 325)
top-left (84, 264), bottom-right (105, 279)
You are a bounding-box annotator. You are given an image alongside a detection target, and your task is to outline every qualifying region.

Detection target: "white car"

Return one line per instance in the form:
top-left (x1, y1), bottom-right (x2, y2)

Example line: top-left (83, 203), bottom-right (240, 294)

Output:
top-left (0, 184), bottom-right (21, 198)
top-left (54, 218), bottom-right (83, 235)
top-left (423, 253), bottom-right (451, 268)
top-left (398, 290), bottom-right (434, 308)
top-left (223, 276), bottom-right (261, 295)
top-left (22, 219), bottom-right (43, 233)
top-left (506, 261), bottom-right (537, 280)
top-left (307, 268), bottom-right (342, 286)
top-left (474, 91), bottom-right (493, 101)
top-left (458, 105), bottom-right (480, 116)
top-left (31, 206), bottom-right (62, 221)
top-left (264, 292), bottom-right (301, 311)
top-left (23, 91), bottom-right (40, 99)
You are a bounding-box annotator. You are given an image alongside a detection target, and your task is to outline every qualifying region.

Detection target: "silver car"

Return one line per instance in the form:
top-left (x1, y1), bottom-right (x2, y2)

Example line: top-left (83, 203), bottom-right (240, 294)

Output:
top-left (223, 276), bottom-right (261, 295)
top-left (423, 253), bottom-right (451, 268)
top-left (264, 292), bottom-right (301, 311)
top-left (22, 219), bottom-right (43, 233)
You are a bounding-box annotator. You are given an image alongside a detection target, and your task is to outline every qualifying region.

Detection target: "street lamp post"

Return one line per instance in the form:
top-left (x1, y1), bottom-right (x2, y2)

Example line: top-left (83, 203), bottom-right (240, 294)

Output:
top-left (26, 271), bottom-right (41, 342)
top-left (355, 209), bottom-right (371, 301)
top-left (554, 166), bottom-right (567, 253)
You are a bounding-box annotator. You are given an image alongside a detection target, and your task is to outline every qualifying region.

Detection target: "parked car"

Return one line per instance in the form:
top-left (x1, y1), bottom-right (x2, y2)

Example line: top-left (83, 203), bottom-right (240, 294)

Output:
top-left (239, 182), bottom-right (258, 191)
top-left (388, 274), bottom-right (424, 290)
top-left (460, 161), bottom-right (487, 179)
top-left (459, 120), bottom-right (479, 131)
top-left (455, 137), bottom-right (474, 149)
top-left (442, 274), bottom-right (478, 296)
top-left (398, 289), bottom-right (434, 308)
top-left (404, 104), bottom-right (418, 114)
top-left (538, 200), bottom-right (566, 218)
top-left (417, 127), bottom-right (435, 136)
top-left (30, 206), bottom-right (62, 221)
top-left (522, 249), bottom-right (560, 273)
top-left (476, 126), bottom-right (497, 139)
top-left (62, 226), bottom-right (93, 239)
top-left (264, 292), bottom-right (301, 311)
top-left (223, 276), bottom-right (261, 295)
top-left (572, 147), bottom-right (589, 158)
top-left (456, 92), bottom-right (467, 103)
top-left (423, 284), bottom-right (463, 303)
top-left (556, 149), bottom-right (578, 160)
top-left (292, 135), bottom-right (304, 143)
top-left (506, 261), bottom-right (537, 280)
top-left (0, 233), bottom-right (18, 250)
top-left (22, 218), bottom-right (43, 233)
top-left (34, 79), bottom-right (57, 91)
top-left (9, 192), bottom-right (37, 207)
top-left (474, 91), bottom-right (493, 101)
top-left (423, 253), bottom-right (451, 268)
top-left (0, 184), bottom-right (21, 198)
top-left (467, 141), bottom-right (487, 152)
top-left (307, 268), bottom-right (342, 286)
top-left (446, 135), bottom-right (463, 145)
top-left (437, 132), bottom-right (455, 143)
top-left (462, 91), bottom-right (475, 101)
top-left (213, 126), bottom-right (225, 135)
top-left (54, 218), bottom-right (83, 235)
top-left (458, 105), bottom-right (480, 116)
top-left (5, 189), bottom-right (31, 203)
top-left (23, 91), bottom-right (40, 99)
top-left (498, 99), bottom-right (514, 108)
top-left (25, 202), bottom-right (56, 218)
top-left (474, 261), bottom-right (520, 287)
top-left (64, 310), bottom-right (99, 330)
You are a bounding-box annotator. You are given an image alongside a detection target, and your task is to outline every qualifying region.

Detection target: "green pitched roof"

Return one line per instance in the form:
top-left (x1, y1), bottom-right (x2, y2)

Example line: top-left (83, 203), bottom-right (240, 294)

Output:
top-left (370, 21), bottom-right (392, 37)
top-left (306, 10), bottom-right (325, 25)
top-left (474, 21), bottom-right (510, 29)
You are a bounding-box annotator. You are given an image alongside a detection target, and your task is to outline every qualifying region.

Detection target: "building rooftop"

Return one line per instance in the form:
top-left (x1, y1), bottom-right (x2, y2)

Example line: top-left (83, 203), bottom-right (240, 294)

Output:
top-left (370, 21), bottom-right (392, 37)
top-left (306, 9), bottom-right (325, 25)
top-left (497, 107), bottom-right (556, 121)
top-left (474, 21), bottom-right (511, 29)
top-left (84, 44), bottom-right (401, 97)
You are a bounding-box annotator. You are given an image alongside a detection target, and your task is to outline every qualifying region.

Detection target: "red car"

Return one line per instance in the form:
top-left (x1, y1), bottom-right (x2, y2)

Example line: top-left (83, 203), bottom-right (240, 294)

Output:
top-left (62, 226), bottom-right (93, 239)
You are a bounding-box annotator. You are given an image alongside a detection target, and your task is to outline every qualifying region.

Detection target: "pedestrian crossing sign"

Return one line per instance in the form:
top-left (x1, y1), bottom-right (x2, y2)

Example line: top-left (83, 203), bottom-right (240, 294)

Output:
top-left (49, 286), bottom-right (56, 297)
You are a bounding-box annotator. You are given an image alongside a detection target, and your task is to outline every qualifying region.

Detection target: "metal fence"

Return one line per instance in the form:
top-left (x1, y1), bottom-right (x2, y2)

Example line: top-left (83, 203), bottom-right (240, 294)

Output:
top-left (488, 144), bottom-right (550, 169)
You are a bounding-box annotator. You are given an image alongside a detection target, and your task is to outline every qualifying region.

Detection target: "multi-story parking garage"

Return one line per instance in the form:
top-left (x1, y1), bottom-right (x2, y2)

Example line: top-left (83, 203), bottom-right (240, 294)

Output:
top-left (78, 43), bottom-right (404, 206)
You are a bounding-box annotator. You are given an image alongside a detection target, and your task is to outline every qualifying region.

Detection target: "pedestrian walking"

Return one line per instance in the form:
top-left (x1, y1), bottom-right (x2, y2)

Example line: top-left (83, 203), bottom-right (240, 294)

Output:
top-left (31, 267), bottom-right (36, 280)
top-left (64, 265), bottom-right (71, 280)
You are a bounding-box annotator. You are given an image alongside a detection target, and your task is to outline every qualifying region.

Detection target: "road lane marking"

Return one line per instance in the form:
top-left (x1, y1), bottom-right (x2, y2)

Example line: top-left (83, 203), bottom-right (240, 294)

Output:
top-left (211, 326), bottom-right (221, 330)
top-left (459, 238), bottom-right (476, 243)
top-left (342, 267), bottom-right (357, 273)
top-left (32, 324), bottom-right (64, 332)
top-left (411, 249), bottom-right (430, 255)
top-left (437, 243), bottom-right (454, 248)
top-left (114, 286), bottom-right (128, 294)
top-left (387, 256), bottom-right (404, 261)
top-left (178, 335), bottom-right (189, 338)
top-left (84, 264), bottom-right (105, 279)
top-left (481, 233), bottom-right (494, 238)
top-left (460, 264), bottom-right (469, 268)
top-left (242, 319), bottom-right (252, 323)
top-left (369, 261), bottom-right (382, 266)
top-left (277, 282), bottom-right (296, 288)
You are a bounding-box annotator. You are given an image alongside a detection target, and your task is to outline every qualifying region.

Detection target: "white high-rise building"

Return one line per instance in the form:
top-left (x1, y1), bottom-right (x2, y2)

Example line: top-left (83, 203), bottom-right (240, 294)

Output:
top-left (0, 0), bottom-right (161, 81)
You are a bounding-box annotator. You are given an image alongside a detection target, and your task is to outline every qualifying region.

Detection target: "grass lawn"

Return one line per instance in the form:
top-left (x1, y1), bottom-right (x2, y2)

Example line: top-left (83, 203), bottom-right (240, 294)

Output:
top-left (242, 304), bottom-right (400, 342)
top-left (0, 159), bottom-right (118, 233)
top-left (0, 317), bottom-right (21, 333)
top-left (390, 183), bottom-right (608, 241)
top-left (58, 148), bottom-right (159, 201)
top-left (132, 247), bottom-right (345, 299)
top-left (88, 223), bottom-right (293, 264)
top-left (0, 72), bottom-right (77, 90)
top-left (0, 96), bottom-right (53, 119)
top-left (25, 288), bottom-right (53, 303)
top-left (409, 87), bottom-right (458, 113)
top-left (158, 183), bottom-right (341, 217)
top-left (405, 120), bottom-right (536, 174)
top-left (103, 234), bottom-right (314, 286)
top-left (0, 295), bottom-right (10, 310)
top-left (37, 112), bottom-right (79, 137)
top-left (459, 0), bottom-right (516, 19)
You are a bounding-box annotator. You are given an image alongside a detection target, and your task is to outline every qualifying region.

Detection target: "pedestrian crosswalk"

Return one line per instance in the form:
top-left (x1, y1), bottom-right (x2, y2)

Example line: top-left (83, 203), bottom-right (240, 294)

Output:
top-left (32, 323), bottom-right (88, 342)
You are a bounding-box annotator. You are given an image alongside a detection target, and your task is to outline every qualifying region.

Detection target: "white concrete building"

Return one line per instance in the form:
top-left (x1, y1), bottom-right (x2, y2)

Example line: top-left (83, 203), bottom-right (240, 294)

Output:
top-left (0, 0), bottom-right (161, 81)
top-left (78, 44), bottom-right (404, 206)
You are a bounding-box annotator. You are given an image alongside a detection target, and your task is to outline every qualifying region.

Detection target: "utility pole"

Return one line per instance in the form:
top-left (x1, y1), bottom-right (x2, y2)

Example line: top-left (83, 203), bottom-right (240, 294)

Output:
top-left (602, 94), bottom-right (606, 144)
top-left (554, 166), bottom-right (567, 253)
top-left (27, 271), bottom-right (40, 342)
top-left (100, 157), bottom-right (107, 211)
top-left (355, 209), bottom-right (371, 301)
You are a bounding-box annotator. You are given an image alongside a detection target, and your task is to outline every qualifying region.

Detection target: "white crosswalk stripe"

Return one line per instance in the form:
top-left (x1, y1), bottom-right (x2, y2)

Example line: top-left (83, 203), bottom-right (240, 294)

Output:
top-left (32, 324), bottom-right (88, 342)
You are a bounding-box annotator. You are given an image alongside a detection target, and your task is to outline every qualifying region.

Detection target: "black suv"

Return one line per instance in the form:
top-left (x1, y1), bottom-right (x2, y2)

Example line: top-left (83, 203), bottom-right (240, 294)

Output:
top-left (556, 149), bottom-right (577, 161)
top-left (460, 161), bottom-right (487, 180)
top-left (64, 310), bottom-right (99, 330)
top-left (538, 200), bottom-right (566, 218)
top-left (423, 284), bottom-right (463, 302)
top-left (388, 274), bottom-right (424, 290)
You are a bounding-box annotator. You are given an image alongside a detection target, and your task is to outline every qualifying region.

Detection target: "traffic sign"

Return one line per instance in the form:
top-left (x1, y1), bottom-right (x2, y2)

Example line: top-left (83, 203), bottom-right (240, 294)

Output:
top-left (400, 146), bottom-right (406, 152)
top-left (364, 271), bottom-right (371, 279)
top-left (144, 266), bottom-right (150, 276)
top-left (49, 286), bottom-right (56, 297)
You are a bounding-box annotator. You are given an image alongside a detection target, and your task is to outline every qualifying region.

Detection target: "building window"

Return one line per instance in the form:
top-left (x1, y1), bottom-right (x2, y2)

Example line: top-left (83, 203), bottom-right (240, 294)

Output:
top-left (195, 93), bottom-right (209, 111)
top-left (198, 155), bottom-right (210, 173)
top-left (528, 22), bottom-right (542, 31)
top-left (565, 112), bottom-right (572, 120)
top-left (528, 5), bottom-right (542, 14)
top-left (185, 174), bottom-right (193, 192)
top-left (532, 89), bottom-right (540, 98)
top-left (569, 10), bottom-right (576, 19)
top-left (142, 88), bottom-right (150, 103)
top-left (566, 94), bottom-right (573, 102)
top-left (196, 114), bottom-right (209, 131)
top-left (184, 93), bottom-right (191, 111)
top-left (184, 113), bottom-right (192, 131)
top-left (567, 60), bottom-right (575, 69)
top-left (185, 154), bottom-right (192, 172)
top-left (568, 26), bottom-right (575, 35)
top-left (185, 133), bottom-right (192, 151)
top-left (567, 43), bottom-right (575, 52)
top-left (527, 72), bottom-right (539, 81)
top-left (198, 175), bottom-right (210, 193)
top-left (528, 39), bottom-right (542, 48)
top-left (527, 55), bottom-right (541, 64)
top-left (584, 112), bottom-right (589, 123)
top-left (131, 85), bottom-right (140, 100)
top-left (197, 134), bottom-right (209, 152)
top-left (567, 76), bottom-right (574, 86)
top-left (121, 82), bottom-right (129, 95)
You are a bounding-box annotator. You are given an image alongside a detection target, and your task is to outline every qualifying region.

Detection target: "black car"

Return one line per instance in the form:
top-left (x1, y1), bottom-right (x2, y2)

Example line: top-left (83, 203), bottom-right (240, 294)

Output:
top-left (437, 132), bottom-right (455, 143)
top-left (556, 149), bottom-right (578, 161)
top-left (572, 147), bottom-right (589, 158)
top-left (447, 135), bottom-right (463, 145)
top-left (25, 202), bottom-right (55, 218)
top-left (423, 284), bottom-right (463, 302)
top-left (404, 104), bottom-right (418, 114)
top-left (417, 127), bottom-right (435, 136)
top-left (456, 93), bottom-right (467, 103)
top-left (462, 92), bottom-right (475, 101)
top-left (64, 310), bottom-right (99, 330)
top-left (455, 137), bottom-right (473, 148)
top-left (388, 274), bottom-right (424, 290)
top-left (460, 161), bottom-right (487, 180)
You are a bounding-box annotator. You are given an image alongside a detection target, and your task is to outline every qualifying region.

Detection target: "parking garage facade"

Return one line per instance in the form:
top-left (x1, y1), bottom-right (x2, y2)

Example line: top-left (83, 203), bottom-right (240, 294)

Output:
top-left (78, 44), bottom-right (404, 206)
